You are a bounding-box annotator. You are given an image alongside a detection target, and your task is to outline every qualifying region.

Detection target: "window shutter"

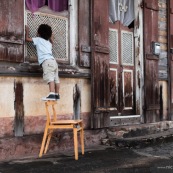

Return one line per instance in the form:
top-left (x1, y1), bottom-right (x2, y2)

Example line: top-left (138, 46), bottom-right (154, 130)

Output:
top-left (78, 0), bottom-right (91, 67)
top-left (0, 0), bottom-right (24, 62)
top-left (143, 0), bottom-right (160, 123)
top-left (91, 0), bottom-right (110, 128)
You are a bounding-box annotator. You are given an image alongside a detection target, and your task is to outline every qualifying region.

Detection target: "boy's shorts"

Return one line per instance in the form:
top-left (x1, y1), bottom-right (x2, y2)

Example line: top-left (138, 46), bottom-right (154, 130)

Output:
top-left (42, 59), bottom-right (60, 84)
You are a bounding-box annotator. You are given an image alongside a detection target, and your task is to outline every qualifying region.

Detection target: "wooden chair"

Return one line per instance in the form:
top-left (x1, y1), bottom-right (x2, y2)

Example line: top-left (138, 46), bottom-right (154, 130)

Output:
top-left (39, 100), bottom-right (84, 160)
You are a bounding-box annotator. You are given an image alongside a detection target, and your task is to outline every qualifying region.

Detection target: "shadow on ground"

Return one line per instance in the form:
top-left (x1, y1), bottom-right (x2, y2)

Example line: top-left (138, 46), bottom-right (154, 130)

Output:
top-left (0, 145), bottom-right (173, 173)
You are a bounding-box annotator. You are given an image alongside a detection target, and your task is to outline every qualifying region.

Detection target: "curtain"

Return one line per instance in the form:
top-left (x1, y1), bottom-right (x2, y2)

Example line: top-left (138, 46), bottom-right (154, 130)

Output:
top-left (109, 0), bottom-right (119, 23)
top-left (25, 0), bottom-right (46, 13)
top-left (48, 0), bottom-right (68, 12)
top-left (25, 0), bottom-right (68, 13)
top-left (109, 0), bottom-right (135, 26)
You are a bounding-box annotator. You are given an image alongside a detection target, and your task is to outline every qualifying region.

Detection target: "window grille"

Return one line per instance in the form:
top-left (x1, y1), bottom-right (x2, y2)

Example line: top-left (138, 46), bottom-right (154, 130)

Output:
top-left (109, 29), bottom-right (118, 64)
top-left (121, 31), bottom-right (134, 65)
top-left (26, 11), bottom-right (68, 62)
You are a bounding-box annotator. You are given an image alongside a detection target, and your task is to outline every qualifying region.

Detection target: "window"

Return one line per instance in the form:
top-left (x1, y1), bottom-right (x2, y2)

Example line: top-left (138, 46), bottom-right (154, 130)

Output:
top-left (25, 0), bottom-right (69, 63)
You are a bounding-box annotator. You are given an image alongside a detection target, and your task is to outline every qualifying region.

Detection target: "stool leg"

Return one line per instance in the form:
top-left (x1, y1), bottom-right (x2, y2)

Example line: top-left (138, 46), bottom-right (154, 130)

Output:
top-left (39, 126), bottom-right (49, 157)
top-left (73, 128), bottom-right (78, 160)
top-left (44, 129), bottom-right (53, 154)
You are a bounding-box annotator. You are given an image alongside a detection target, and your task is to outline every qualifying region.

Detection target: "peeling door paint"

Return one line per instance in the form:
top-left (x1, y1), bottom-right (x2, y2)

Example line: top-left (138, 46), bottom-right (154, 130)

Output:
top-left (14, 81), bottom-right (24, 137)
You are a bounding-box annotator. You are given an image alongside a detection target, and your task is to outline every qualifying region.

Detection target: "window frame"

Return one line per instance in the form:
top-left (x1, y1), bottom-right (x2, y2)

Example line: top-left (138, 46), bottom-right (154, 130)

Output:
top-left (24, 2), bottom-right (70, 65)
top-left (0, 0), bottom-right (90, 78)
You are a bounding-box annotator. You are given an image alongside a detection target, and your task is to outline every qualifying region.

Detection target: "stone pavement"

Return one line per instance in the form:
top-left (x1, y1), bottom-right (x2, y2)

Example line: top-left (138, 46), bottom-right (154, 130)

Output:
top-left (1, 121), bottom-right (173, 173)
top-left (0, 142), bottom-right (173, 173)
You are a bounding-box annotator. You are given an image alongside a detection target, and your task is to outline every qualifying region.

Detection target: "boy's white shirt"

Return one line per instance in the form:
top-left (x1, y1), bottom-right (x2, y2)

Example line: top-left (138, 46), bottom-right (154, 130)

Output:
top-left (32, 37), bottom-right (54, 65)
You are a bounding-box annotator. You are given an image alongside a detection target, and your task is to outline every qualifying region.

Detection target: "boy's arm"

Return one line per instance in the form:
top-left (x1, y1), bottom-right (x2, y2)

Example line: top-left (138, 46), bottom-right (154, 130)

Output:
top-left (49, 35), bottom-right (54, 44)
top-left (25, 25), bottom-right (33, 42)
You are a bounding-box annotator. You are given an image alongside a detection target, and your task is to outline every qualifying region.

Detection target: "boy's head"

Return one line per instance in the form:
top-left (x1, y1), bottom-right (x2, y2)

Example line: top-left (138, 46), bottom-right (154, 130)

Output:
top-left (37, 24), bottom-right (52, 40)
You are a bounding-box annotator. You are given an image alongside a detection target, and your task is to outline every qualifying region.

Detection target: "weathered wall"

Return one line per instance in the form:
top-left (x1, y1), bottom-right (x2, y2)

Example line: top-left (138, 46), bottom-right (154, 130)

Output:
top-left (0, 77), bottom-right (14, 117)
top-left (0, 76), bottom-right (108, 162)
top-left (158, 0), bottom-right (168, 119)
top-left (0, 76), bottom-right (91, 138)
top-left (158, 0), bottom-right (167, 52)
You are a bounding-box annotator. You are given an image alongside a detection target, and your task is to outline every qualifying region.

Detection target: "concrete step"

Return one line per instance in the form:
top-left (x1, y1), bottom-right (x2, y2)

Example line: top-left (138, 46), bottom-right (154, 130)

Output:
top-left (101, 121), bottom-right (173, 148)
top-left (109, 128), bottom-right (173, 148)
top-left (107, 121), bottom-right (173, 138)
top-left (110, 115), bottom-right (141, 126)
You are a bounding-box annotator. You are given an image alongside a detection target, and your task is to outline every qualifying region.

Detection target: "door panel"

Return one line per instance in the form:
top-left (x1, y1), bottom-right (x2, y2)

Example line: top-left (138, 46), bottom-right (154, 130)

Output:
top-left (123, 70), bottom-right (133, 109)
top-left (109, 21), bottom-right (135, 116)
top-left (110, 68), bottom-right (118, 109)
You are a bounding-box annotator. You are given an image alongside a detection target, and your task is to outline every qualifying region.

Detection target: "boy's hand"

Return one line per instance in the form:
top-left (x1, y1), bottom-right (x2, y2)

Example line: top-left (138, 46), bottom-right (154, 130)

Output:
top-left (25, 25), bottom-right (29, 32)
top-left (25, 25), bottom-right (32, 42)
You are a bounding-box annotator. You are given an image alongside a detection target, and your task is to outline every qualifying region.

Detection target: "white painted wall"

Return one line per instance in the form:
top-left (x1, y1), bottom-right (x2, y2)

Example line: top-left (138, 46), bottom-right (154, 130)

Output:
top-left (0, 77), bottom-right (91, 118)
top-left (0, 77), bottom-right (14, 117)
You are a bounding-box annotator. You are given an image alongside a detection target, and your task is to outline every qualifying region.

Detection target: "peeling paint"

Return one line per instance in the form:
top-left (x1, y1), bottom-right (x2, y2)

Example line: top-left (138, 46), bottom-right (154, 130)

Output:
top-left (73, 83), bottom-right (81, 120)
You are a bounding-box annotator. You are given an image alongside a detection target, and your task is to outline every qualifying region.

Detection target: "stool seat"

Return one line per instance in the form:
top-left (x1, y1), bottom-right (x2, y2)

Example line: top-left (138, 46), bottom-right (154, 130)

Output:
top-left (51, 120), bottom-right (82, 124)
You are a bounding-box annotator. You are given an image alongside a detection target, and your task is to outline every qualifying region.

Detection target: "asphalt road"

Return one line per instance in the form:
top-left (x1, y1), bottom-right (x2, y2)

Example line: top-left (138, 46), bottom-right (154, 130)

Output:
top-left (0, 142), bottom-right (173, 173)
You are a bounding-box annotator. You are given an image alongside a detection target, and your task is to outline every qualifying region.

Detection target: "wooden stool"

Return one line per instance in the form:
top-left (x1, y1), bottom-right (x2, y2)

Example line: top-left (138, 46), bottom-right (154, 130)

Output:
top-left (39, 100), bottom-right (84, 160)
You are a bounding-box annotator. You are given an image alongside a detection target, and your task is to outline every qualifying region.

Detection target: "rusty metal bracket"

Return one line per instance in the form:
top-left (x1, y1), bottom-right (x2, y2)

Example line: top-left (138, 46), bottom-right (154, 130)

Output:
top-left (142, 2), bottom-right (159, 11)
top-left (0, 39), bottom-right (23, 45)
top-left (81, 45), bottom-right (91, 53)
top-left (95, 46), bottom-right (109, 54)
top-left (95, 107), bottom-right (110, 113)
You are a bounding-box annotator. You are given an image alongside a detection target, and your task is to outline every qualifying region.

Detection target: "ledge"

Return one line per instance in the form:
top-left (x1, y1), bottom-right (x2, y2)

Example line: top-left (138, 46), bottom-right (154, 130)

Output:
top-left (0, 63), bottom-right (91, 79)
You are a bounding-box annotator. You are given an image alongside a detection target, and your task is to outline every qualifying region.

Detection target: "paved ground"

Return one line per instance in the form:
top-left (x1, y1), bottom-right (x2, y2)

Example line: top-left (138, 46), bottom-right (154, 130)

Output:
top-left (1, 141), bottom-right (173, 173)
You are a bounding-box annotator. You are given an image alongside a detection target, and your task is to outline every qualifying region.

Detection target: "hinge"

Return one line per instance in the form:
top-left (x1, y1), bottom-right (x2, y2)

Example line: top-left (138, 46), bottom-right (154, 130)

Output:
top-left (142, 2), bottom-right (159, 11)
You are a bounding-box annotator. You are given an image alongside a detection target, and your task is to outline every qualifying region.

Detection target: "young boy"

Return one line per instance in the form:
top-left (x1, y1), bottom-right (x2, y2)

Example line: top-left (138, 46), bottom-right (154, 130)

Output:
top-left (25, 24), bottom-right (60, 101)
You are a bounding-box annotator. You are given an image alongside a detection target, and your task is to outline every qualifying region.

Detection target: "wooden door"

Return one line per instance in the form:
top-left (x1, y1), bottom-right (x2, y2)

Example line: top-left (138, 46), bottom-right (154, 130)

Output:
top-left (143, 0), bottom-right (160, 123)
top-left (109, 20), bottom-right (135, 116)
top-left (91, 0), bottom-right (110, 128)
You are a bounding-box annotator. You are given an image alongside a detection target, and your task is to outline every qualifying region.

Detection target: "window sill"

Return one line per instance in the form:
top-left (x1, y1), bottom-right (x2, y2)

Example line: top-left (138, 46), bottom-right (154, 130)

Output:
top-left (0, 63), bottom-right (91, 79)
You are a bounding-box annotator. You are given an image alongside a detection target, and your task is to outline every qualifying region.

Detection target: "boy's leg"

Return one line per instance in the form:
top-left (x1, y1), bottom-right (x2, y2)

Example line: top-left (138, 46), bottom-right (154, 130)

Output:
top-left (42, 81), bottom-right (56, 101)
top-left (55, 83), bottom-right (60, 94)
top-left (49, 81), bottom-right (55, 93)
top-left (54, 63), bottom-right (60, 99)
top-left (55, 83), bottom-right (60, 99)
top-left (41, 59), bottom-right (58, 100)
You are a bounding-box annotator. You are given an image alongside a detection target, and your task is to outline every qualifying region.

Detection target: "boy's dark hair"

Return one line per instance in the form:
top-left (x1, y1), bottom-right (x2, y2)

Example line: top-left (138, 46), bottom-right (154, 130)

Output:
top-left (37, 24), bottom-right (52, 40)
